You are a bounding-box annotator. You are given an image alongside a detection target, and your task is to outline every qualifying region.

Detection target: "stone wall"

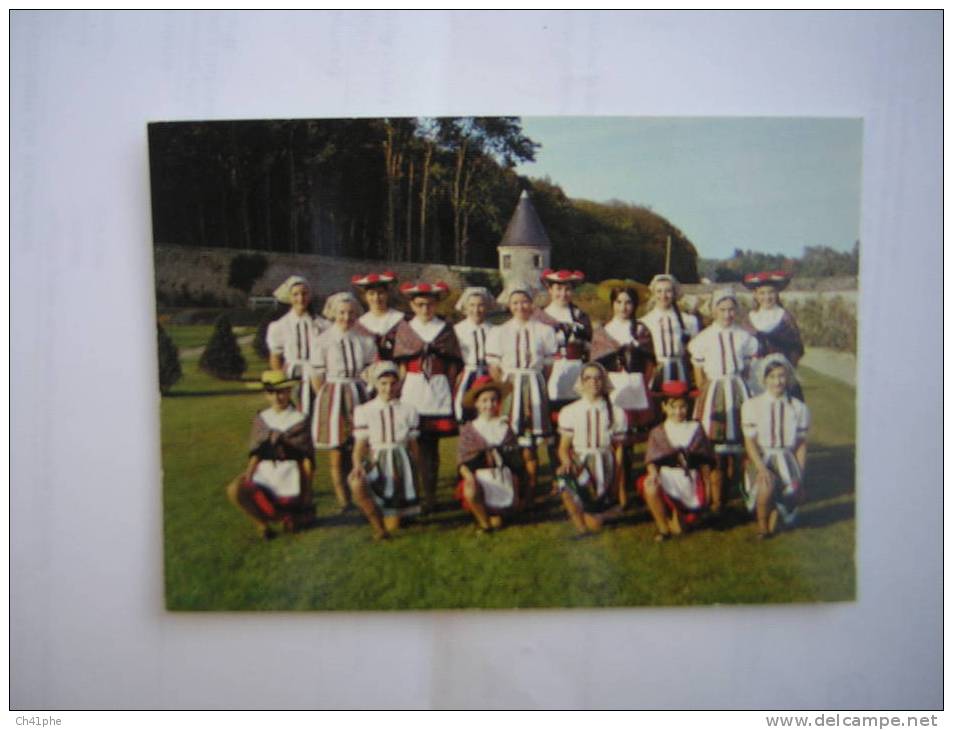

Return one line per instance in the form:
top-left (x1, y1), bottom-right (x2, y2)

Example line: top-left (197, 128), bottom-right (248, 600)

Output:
top-left (154, 244), bottom-right (497, 305)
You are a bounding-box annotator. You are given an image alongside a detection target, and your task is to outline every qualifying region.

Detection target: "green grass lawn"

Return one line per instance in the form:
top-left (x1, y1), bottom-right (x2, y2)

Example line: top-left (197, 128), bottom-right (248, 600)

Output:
top-left (161, 351), bottom-right (855, 611)
top-left (164, 324), bottom-right (256, 352)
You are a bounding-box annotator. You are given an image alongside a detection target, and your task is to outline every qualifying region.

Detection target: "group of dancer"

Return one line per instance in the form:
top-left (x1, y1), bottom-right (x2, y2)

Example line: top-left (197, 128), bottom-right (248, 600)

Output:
top-left (226, 266), bottom-right (810, 543)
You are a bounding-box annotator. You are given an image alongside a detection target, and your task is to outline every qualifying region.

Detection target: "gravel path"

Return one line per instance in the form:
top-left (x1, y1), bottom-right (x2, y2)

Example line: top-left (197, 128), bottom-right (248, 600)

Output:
top-left (800, 347), bottom-right (856, 387)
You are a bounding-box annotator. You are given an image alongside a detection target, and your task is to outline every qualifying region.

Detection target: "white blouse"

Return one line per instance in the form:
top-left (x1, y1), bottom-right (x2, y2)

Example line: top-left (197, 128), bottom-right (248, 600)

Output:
top-left (454, 319), bottom-right (496, 368)
top-left (663, 420), bottom-right (701, 449)
top-left (486, 319), bottom-right (558, 371)
top-left (558, 398), bottom-right (627, 452)
top-left (266, 310), bottom-right (330, 368)
top-left (749, 307), bottom-right (786, 332)
top-left (353, 398), bottom-right (420, 449)
top-left (309, 326), bottom-right (377, 381)
top-left (688, 324), bottom-right (758, 379)
top-left (259, 405), bottom-right (307, 432)
top-left (358, 309), bottom-right (404, 336)
top-left (639, 308), bottom-right (698, 359)
top-left (741, 392), bottom-right (810, 451)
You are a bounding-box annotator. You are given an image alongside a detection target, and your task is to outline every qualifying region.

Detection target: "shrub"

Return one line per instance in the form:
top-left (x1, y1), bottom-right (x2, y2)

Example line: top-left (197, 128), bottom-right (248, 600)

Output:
top-left (461, 269), bottom-right (503, 295)
top-left (157, 323), bottom-right (183, 394)
top-left (227, 253), bottom-right (269, 294)
top-left (786, 295), bottom-right (857, 354)
top-left (199, 314), bottom-right (247, 379)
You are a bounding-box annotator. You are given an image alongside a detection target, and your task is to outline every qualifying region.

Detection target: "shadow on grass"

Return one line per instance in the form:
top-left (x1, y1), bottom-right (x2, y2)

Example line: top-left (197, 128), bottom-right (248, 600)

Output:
top-left (798, 499), bottom-right (855, 530)
top-left (805, 444), bottom-right (856, 502)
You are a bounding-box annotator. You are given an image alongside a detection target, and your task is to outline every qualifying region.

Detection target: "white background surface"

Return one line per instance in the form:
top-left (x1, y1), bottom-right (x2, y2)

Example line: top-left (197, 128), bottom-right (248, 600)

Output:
top-left (10, 11), bottom-right (942, 709)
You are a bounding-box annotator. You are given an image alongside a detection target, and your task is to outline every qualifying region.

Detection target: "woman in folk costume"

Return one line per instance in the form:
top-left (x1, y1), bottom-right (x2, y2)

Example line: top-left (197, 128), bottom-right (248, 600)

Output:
top-left (486, 282), bottom-right (558, 507)
top-left (309, 292), bottom-right (378, 513)
top-left (688, 287), bottom-right (759, 512)
top-left (639, 274), bottom-right (700, 391)
top-left (534, 269), bottom-right (593, 412)
top-left (637, 380), bottom-right (716, 542)
top-left (352, 271), bottom-right (406, 361)
top-left (740, 355), bottom-right (810, 539)
top-left (391, 281), bottom-right (463, 514)
top-left (741, 271), bottom-right (805, 400)
top-left (348, 362), bottom-right (422, 540)
top-left (265, 275), bottom-right (331, 414)
top-left (225, 371), bottom-right (316, 540)
top-left (554, 362), bottom-right (628, 535)
top-left (590, 286), bottom-right (657, 503)
top-left (455, 376), bottom-right (527, 533)
top-left (452, 287), bottom-right (498, 423)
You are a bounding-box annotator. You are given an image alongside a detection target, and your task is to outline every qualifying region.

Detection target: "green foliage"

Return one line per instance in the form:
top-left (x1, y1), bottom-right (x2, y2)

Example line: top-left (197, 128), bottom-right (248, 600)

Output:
top-left (786, 295), bottom-right (857, 353)
top-left (227, 253), bottom-right (269, 294)
top-left (459, 269), bottom-right (503, 295)
top-left (157, 323), bottom-right (182, 394)
top-left (528, 179), bottom-right (700, 284)
top-left (705, 243), bottom-right (859, 282)
top-left (199, 314), bottom-right (247, 380)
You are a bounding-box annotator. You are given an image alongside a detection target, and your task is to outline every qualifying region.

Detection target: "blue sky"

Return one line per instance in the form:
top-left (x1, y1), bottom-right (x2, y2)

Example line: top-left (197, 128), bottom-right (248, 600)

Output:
top-left (515, 117), bottom-right (863, 261)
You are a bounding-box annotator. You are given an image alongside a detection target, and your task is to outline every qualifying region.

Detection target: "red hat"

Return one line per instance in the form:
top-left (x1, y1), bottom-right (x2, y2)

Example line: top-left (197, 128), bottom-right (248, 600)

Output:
top-left (656, 380), bottom-right (699, 400)
top-left (461, 374), bottom-right (513, 409)
top-left (541, 269), bottom-right (585, 286)
top-left (743, 270), bottom-right (792, 291)
top-left (399, 281), bottom-right (451, 300)
top-left (352, 271), bottom-right (398, 288)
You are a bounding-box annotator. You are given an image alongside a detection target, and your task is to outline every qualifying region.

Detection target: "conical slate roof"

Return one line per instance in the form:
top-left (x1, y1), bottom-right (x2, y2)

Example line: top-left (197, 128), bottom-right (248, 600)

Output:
top-left (499, 190), bottom-right (551, 249)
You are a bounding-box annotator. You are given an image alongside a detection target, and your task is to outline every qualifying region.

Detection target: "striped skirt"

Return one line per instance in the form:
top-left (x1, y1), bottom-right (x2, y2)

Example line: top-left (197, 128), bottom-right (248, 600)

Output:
top-left (650, 355), bottom-right (691, 391)
top-left (503, 368), bottom-right (552, 447)
top-left (366, 445), bottom-right (420, 517)
top-left (694, 374), bottom-right (749, 454)
top-left (557, 448), bottom-right (617, 514)
top-left (312, 378), bottom-right (368, 449)
top-left (741, 447), bottom-right (803, 525)
top-left (453, 365), bottom-right (489, 422)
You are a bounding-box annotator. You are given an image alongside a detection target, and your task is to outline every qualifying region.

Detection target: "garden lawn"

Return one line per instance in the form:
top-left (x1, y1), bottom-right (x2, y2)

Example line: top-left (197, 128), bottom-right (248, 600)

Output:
top-left (162, 361), bottom-right (855, 611)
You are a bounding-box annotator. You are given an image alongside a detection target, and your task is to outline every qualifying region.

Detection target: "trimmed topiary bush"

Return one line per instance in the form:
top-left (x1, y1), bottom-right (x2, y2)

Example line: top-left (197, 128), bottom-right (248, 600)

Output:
top-left (157, 323), bottom-right (183, 394)
top-left (199, 314), bottom-right (247, 380)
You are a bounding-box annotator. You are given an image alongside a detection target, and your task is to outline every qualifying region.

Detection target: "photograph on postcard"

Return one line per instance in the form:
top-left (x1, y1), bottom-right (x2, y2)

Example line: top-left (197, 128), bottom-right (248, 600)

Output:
top-left (149, 116), bottom-right (859, 610)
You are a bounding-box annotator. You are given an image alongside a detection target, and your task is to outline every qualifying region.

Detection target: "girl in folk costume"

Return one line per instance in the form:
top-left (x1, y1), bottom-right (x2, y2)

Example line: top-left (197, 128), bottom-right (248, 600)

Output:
top-left (265, 275), bottom-right (331, 413)
top-left (590, 286), bottom-right (657, 435)
top-left (639, 274), bottom-right (700, 391)
top-left (455, 376), bottom-right (527, 533)
top-left (637, 381), bottom-right (716, 542)
top-left (391, 281), bottom-right (463, 514)
top-left (741, 271), bottom-right (805, 400)
top-left (309, 292), bottom-right (378, 513)
top-left (555, 362), bottom-right (628, 535)
top-left (452, 287), bottom-right (498, 423)
top-left (486, 283), bottom-right (558, 506)
top-left (688, 288), bottom-right (759, 512)
top-left (348, 362), bottom-right (423, 540)
top-left (225, 371), bottom-right (316, 540)
top-left (352, 271), bottom-right (406, 361)
top-left (740, 355), bottom-right (810, 539)
top-left (535, 269), bottom-right (593, 411)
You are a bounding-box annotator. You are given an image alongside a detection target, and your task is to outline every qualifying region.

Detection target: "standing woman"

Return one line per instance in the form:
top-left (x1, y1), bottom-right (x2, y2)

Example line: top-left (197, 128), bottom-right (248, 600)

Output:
top-left (554, 362), bottom-right (627, 535)
top-left (688, 288), bottom-right (759, 512)
top-left (265, 275), bottom-right (331, 413)
top-left (486, 283), bottom-right (558, 508)
top-left (639, 274), bottom-right (700, 391)
top-left (452, 287), bottom-right (498, 423)
top-left (535, 269), bottom-right (592, 412)
top-left (742, 271), bottom-right (805, 400)
top-left (352, 271), bottom-right (405, 361)
top-left (309, 292), bottom-right (378, 513)
top-left (590, 286), bottom-right (656, 502)
top-left (391, 281), bottom-right (463, 514)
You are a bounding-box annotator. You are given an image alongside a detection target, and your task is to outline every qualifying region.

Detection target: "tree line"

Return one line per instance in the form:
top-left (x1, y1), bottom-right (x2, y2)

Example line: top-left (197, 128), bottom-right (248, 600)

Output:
top-left (148, 117), bottom-right (700, 282)
top-left (700, 242), bottom-right (859, 283)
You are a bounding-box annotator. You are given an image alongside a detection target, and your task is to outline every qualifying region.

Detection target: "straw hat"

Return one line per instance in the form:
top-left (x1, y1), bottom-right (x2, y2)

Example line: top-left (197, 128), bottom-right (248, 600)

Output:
top-left (261, 370), bottom-right (297, 391)
top-left (461, 375), bottom-right (513, 410)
